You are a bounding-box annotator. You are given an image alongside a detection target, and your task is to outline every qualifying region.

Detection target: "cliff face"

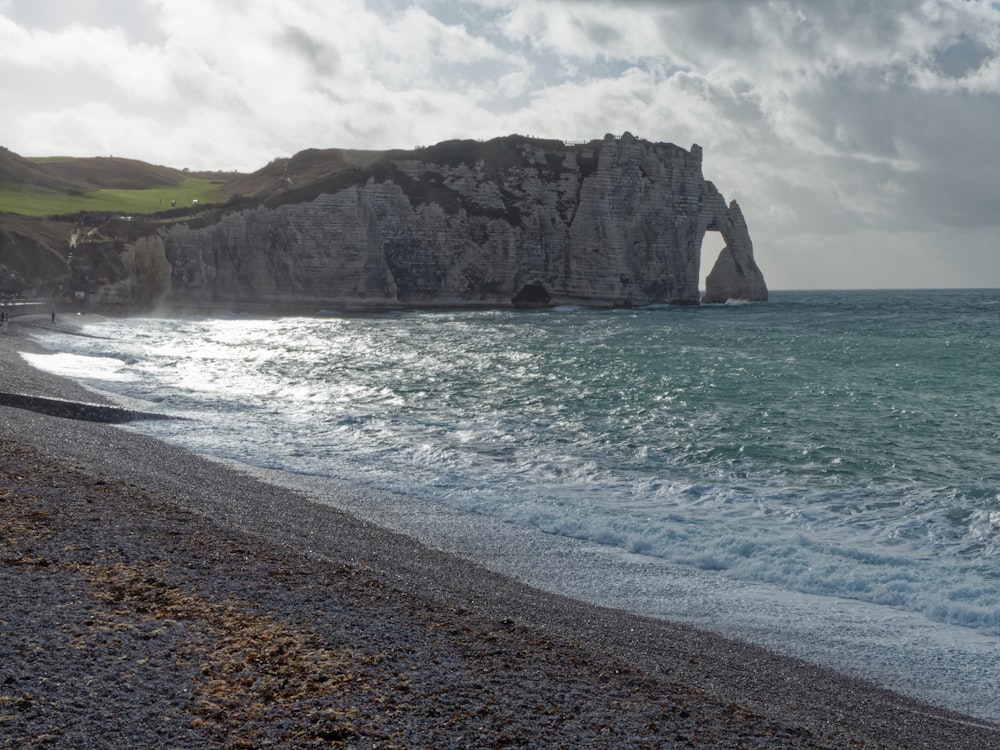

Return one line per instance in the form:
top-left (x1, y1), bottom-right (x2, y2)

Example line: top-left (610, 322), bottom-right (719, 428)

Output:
top-left (161, 133), bottom-right (766, 311)
top-left (92, 235), bottom-right (173, 311)
top-left (0, 215), bottom-right (72, 296)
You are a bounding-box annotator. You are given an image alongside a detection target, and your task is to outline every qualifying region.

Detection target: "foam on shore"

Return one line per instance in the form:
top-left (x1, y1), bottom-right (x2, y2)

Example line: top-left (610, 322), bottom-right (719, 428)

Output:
top-left (2, 323), bottom-right (998, 748)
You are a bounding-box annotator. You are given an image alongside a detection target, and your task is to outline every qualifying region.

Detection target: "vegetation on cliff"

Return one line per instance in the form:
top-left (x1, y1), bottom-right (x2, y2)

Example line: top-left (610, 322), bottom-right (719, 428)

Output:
top-left (0, 148), bottom-right (231, 217)
top-left (0, 136), bottom-right (767, 309)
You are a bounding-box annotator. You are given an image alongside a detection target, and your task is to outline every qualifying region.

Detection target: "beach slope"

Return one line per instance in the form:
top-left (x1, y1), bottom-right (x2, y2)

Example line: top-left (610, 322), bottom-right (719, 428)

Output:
top-left (1, 325), bottom-right (997, 748)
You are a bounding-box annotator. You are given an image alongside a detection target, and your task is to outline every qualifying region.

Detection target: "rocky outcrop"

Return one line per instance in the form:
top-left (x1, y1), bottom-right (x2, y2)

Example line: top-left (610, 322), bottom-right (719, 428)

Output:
top-left (0, 214), bottom-right (73, 296)
top-left (93, 235), bottom-right (173, 310)
top-left (701, 195), bottom-right (768, 303)
top-left (160, 133), bottom-right (767, 311)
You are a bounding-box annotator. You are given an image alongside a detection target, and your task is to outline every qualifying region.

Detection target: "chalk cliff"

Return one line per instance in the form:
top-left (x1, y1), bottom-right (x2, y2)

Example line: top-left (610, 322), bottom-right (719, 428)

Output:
top-left (94, 235), bottom-right (173, 310)
top-left (160, 133), bottom-right (767, 311)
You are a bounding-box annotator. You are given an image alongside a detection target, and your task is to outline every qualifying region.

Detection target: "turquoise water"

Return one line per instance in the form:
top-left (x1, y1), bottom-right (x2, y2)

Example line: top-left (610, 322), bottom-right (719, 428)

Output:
top-left (27, 290), bottom-right (1000, 721)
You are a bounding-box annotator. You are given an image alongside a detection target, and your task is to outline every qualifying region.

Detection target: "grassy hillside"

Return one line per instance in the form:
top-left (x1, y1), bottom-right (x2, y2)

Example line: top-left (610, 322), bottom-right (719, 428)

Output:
top-left (0, 149), bottom-right (236, 217)
top-left (31, 155), bottom-right (184, 190)
top-left (0, 149), bottom-right (240, 295)
top-left (0, 147), bottom-right (88, 192)
top-left (0, 177), bottom-right (226, 217)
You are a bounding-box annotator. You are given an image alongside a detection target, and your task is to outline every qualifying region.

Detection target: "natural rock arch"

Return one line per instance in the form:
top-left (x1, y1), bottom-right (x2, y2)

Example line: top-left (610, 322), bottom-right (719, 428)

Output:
top-left (698, 183), bottom-right (768, 303)
top-left (157, 134), bottom-right (767, 312)
top-left (699, 231), bottom-right (727, 293)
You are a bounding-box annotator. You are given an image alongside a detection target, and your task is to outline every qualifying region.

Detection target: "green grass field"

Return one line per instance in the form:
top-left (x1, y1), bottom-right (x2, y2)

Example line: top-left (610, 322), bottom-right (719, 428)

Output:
top-left (0, 177), bottom-right (225, 217)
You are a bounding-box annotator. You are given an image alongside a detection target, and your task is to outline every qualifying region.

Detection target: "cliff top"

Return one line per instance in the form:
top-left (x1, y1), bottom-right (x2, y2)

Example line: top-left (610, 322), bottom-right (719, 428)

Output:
top-left (0, 133), bottom-right (693, 219)
top-left (0, 147), bottom-right (190, 193)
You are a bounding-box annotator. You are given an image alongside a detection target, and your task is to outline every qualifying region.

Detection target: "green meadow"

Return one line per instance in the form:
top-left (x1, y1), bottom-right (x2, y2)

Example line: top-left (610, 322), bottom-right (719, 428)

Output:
top-left (0, 177), bottom-right (224, 217)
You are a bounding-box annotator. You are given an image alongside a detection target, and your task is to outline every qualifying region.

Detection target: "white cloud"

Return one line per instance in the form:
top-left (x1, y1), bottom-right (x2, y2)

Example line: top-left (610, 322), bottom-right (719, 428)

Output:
top-left (3, 0), bottom-right (1000, 288)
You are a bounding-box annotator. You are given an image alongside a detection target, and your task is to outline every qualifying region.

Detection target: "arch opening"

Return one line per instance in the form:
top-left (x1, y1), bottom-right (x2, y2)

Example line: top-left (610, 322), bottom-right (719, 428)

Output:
top-left (699, 230), bottom-right (727, 295)
top-left (511, 282), bottom-right (551, 308)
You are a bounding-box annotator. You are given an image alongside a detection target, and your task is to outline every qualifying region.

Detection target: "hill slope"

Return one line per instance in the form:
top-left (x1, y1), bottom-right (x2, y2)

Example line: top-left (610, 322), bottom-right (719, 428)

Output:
top-left (0, 147), bottom-right (89, 192)
top-left (31, 156), bottom-right (187, 190)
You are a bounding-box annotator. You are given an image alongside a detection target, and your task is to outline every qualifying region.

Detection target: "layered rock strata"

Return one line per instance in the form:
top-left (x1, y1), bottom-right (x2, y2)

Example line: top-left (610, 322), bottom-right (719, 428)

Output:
top-left (161, 133), bottom-right (767, 311)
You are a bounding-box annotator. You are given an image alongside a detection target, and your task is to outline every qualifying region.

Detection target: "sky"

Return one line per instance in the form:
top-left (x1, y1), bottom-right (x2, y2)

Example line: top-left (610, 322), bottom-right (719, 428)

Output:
top-left (2, 0), bottom-right (1000, 290)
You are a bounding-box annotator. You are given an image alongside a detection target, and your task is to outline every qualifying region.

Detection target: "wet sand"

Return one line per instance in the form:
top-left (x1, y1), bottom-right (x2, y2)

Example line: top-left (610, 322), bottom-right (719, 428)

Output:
top-left (2, 319), bottom-right (998, 748)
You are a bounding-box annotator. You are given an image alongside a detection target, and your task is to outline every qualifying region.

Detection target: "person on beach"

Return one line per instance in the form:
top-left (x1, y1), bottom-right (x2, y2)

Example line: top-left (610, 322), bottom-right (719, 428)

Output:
top-left (2, 311), bottom-right (7, 333)
top-left (51, 309), bottom-right (55, 324)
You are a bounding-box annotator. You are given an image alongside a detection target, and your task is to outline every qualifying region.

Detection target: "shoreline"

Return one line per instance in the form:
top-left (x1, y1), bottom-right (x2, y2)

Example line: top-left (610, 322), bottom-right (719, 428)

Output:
top-left (2, 323), bottom-right (998, 748)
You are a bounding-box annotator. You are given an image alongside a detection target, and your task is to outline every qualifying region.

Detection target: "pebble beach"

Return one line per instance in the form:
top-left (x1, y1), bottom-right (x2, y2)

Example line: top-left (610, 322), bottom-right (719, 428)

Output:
top-left (2, 318), bottom-right (998, 749)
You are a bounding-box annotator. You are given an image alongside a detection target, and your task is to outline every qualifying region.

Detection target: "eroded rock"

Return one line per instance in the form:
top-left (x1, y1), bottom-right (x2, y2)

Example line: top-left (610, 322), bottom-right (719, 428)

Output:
top-left (153, 134), bottom-right (767, 311)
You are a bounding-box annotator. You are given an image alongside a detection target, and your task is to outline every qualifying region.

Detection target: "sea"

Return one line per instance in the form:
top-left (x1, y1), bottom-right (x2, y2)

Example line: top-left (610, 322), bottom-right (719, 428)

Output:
top-left (22, 289), bottom-right (1000, 723)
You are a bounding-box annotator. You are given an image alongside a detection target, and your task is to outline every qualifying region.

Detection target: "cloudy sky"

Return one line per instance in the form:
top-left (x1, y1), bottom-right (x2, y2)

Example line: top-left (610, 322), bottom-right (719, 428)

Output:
top-left (2, 0), bottom-right (999, 289)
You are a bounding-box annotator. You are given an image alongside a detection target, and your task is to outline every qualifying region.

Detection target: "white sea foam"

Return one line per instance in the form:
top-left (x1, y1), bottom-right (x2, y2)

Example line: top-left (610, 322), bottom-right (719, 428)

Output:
top-left (24, 291), bottom-right (1000, 722)
top-left (22, 351), bottom-right (135, 383)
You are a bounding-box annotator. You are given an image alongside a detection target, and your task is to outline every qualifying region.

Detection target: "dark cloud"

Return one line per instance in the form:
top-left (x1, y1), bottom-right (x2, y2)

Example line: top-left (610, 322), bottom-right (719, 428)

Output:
top-left (280, 25), bottom-right (341, 77)
top-left (934, 33), bottom-right (993, 78)
top-left (572, 18), bottom-right (623, 48)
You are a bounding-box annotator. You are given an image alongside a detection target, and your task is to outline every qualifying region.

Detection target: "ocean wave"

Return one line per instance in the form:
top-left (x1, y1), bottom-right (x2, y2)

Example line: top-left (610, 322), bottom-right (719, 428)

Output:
top-left (24, 291), bottom-right (1000, 720)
